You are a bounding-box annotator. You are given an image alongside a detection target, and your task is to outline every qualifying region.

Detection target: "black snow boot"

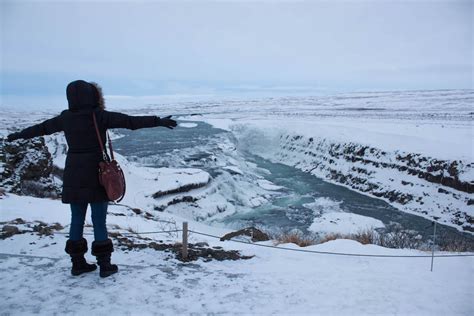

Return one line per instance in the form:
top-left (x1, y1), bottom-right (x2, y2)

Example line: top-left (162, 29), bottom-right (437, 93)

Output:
top-left (92, 238), bottom-right (118, 278)
top-left (65, 238), bottom-right (97, 276)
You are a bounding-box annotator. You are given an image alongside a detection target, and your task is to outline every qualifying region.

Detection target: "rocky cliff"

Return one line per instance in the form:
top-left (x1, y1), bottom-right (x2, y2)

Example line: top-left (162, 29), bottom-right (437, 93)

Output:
top-left (266, 133), bottom-right (473, 232)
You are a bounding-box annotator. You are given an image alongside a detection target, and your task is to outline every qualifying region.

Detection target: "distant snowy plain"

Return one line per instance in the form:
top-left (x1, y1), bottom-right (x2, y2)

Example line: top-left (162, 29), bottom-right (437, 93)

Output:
top-left (1, 89), bottom-right (473, 315)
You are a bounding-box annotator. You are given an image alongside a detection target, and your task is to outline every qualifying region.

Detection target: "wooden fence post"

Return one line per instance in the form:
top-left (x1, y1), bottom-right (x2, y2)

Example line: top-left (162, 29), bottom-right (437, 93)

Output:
top-left (430, 221), bottom-right (437, 272)
top-left (182, 222), bottom-right (188, 260)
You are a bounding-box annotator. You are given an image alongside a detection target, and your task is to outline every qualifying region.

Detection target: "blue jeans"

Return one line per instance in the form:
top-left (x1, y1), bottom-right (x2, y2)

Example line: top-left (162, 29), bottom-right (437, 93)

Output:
top-left (69, 202), bottom-right (109, 241)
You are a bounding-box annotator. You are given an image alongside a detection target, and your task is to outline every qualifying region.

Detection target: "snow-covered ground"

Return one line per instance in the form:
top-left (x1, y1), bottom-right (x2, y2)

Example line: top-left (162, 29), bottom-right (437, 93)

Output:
top-left (1, 90), bottom-right (473, 314)
top-left (1, 192), bottom-right (473, 315)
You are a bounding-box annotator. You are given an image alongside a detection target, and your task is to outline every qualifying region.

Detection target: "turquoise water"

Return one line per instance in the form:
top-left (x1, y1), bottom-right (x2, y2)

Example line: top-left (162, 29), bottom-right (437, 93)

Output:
top-left (113, 121), bottom-right (473, 246)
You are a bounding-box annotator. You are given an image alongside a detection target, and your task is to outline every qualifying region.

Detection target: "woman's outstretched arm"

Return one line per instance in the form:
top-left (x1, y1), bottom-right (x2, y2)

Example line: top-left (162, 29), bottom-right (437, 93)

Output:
top-left (7, 115), bottom-right (63, 141)
top-left (102, 111), bottom-right (177, 130)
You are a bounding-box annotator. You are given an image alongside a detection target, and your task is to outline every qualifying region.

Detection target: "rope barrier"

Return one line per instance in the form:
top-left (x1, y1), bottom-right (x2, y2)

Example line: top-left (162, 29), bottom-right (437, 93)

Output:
top-left (119, 230), bottom-right (181, 236)
top-left (5, 228), bottom-right (474, 258)
top-left (189, 230), bottom-right (474, 258)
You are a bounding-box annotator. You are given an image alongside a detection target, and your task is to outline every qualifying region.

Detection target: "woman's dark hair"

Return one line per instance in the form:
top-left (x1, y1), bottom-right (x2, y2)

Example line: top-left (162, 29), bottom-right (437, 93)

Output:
top-left (90, 82), bottom-right (105, 110)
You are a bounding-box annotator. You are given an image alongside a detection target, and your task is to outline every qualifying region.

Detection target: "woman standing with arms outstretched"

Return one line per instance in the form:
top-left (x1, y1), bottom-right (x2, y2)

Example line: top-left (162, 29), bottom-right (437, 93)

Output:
top-left (7, 80), bottom-right (177, 277)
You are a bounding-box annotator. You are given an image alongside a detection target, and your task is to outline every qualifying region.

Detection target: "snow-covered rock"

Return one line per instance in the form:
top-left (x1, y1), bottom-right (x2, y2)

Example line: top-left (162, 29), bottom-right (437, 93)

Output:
top-left (1, 137), bottom-right (60, 198)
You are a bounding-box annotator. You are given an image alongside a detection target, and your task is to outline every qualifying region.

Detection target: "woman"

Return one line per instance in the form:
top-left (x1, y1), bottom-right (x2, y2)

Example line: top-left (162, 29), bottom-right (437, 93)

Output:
top-left (7, 80), bottom-right (177, 277)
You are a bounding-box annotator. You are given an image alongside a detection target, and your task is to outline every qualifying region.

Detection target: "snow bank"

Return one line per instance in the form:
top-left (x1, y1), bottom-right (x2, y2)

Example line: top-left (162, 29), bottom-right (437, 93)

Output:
top-left (309, 212), bottom-right (385, 235)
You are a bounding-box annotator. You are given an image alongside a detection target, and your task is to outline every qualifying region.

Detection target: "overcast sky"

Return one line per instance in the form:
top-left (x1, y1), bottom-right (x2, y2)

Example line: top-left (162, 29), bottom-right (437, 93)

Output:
top-left (1, 0), bottom-right (472, 105)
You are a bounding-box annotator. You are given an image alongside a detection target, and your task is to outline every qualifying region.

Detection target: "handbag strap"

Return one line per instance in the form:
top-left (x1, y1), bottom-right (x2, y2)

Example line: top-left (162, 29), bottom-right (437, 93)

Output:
top-left (92, 112), bottom-right (115, 161)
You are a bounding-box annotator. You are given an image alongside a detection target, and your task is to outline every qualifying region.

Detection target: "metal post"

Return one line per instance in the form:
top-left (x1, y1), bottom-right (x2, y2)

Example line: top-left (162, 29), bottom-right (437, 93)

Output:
top-left (430, 221), bottom-right (437, 272)
top-left (182, 222), bottom-right (188, 261)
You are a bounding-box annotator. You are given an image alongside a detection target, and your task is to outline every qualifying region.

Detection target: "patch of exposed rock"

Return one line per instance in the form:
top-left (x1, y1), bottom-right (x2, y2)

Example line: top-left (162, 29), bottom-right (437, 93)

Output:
top-left (110, 232), bottom-right (253, 262)
top-left (1, 137), bottom-right (60, 198)
top-left (220, 227), bottom-right (270, 242)
top-left (0, 219), bottom-right (64, 239)
top-left (152, 180), bottom-right (210, 199)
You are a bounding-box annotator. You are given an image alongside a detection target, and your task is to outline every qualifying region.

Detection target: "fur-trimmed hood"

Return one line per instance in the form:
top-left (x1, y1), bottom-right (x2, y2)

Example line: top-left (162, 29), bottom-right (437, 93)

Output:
top-left (66, 80), bottom-right (105, 111)
top-left (90, 82), bottom-right (105, 110)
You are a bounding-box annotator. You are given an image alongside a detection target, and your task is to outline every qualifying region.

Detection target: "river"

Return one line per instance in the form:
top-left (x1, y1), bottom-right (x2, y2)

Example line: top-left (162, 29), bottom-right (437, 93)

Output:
top-left (113, 120), bottom-right (473, 248)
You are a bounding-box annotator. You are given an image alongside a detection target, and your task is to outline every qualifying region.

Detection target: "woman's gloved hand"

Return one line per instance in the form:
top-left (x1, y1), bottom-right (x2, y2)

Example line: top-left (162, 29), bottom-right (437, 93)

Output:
top-left (7, 132), bottom-right (21, 142)
top-left (157, 115), bottom-right (177, 129)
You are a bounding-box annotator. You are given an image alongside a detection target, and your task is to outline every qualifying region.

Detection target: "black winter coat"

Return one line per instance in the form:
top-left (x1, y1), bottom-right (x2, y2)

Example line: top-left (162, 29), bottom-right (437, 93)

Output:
top-left (14, 80), bottom-right (161, 204)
